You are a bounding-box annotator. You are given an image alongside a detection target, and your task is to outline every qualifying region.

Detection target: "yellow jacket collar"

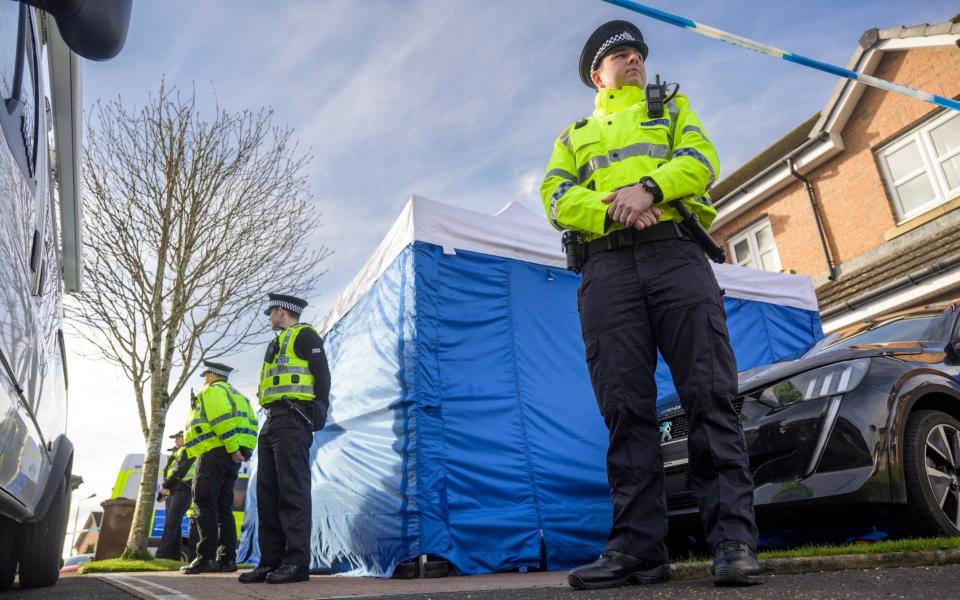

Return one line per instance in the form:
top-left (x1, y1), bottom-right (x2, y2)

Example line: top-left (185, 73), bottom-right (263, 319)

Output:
top-left (594, 85), bottom-right (645, 116)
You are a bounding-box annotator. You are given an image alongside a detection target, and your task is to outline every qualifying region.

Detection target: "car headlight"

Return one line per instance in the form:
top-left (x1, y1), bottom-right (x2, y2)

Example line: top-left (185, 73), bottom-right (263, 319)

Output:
top-left (757, 359), bottom-right (871, 407)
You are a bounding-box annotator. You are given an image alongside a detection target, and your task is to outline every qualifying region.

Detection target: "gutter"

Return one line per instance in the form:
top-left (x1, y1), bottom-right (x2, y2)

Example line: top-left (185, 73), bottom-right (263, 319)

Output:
top-left (820, 253), bottom-right (960, 319)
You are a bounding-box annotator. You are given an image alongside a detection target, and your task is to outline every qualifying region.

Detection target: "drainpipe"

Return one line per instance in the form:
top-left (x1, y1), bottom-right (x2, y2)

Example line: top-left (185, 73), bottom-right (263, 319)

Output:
top-left (787, 156), bottom-right (840, 280)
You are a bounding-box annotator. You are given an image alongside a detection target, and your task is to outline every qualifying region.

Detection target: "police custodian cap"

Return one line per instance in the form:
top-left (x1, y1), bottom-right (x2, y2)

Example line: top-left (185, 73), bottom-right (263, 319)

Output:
top-left (264, 292), bottom-right (308, 316)
top-left (579, 20), bottom-right (649, 88)
top-left (200, 360), bottom-right (234, 379)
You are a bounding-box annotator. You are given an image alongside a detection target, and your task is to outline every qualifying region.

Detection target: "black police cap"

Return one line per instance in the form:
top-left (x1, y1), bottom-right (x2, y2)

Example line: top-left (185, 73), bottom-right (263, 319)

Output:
top-left (264, 292), bottom-right (308, 316)
top-left (168, 430), bottom-right (184, 439)
top-left (200, 360), bottom-right (234, 379)
top-left (579, 20), bottom-right (649, 88)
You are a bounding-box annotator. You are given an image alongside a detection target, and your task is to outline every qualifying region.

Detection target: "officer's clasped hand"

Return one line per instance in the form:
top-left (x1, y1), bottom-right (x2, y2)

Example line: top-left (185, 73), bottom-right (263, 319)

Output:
top-left (603, 184), bottom-right (660, 230)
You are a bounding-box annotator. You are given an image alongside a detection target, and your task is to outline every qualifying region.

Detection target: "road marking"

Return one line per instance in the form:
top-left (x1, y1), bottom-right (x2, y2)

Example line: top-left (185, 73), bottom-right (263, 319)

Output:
top-left (98, 574), bottom-right (194, 600)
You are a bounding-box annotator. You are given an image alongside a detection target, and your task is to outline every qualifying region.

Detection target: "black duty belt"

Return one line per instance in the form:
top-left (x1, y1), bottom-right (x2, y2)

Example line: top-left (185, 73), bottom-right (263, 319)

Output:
top-left (584, 221), bottom-right (689, 259)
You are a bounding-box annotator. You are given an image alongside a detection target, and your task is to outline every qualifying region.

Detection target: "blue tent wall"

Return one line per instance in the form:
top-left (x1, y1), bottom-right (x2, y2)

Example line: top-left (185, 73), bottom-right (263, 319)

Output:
top-left (240, 246), bottom-right (420, 576)
top-left (412, 242), bottom-right (609, 574)
top-left (240, 239), bottom-right (823, 577)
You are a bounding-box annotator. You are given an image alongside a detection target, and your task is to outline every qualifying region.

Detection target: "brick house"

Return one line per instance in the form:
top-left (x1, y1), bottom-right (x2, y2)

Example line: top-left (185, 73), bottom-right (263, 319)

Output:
top-left (708, 15), bottom-right (960, 332)
top-left (72, 510), bottom-right (101, 555)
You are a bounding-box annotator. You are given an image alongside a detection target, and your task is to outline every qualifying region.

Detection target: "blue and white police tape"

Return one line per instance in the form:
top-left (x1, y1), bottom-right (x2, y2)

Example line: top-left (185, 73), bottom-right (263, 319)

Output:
top-left (601, 0), bottom-right (960, 113)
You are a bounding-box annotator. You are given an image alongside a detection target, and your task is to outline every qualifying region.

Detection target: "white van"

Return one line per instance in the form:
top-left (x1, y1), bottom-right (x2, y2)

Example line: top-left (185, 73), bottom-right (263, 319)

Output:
top-left (0, 0), bottom-right (130, 590)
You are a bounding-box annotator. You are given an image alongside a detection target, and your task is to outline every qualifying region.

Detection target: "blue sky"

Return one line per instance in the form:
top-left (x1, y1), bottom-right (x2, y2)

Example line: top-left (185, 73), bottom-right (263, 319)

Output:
top-left (66, 0), bottom-right (956, 533)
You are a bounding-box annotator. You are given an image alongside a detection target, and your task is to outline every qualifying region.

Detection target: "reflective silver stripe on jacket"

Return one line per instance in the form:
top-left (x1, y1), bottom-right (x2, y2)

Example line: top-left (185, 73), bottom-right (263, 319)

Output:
top-left (262, 384), bottom-right (314, 396)
top-left (263, 365), bottom-right (312, 379)
top-left (577, 142), bottom-right (671, 184)
top-left (559, 129), bottom-right (572, 153)
top-left (545, 168), bottom-right (576, 183)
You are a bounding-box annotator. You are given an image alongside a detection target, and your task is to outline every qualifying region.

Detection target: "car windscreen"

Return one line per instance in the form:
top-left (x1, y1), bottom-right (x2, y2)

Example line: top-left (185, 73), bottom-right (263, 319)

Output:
top-left (805, 314), bottom-right (942, 356)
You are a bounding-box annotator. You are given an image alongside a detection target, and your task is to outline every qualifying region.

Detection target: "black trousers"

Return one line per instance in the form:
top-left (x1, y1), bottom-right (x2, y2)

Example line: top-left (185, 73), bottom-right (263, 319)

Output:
top-left (578, 238), bottom-right (758, 561)
top-left (257, 409), bottom-right (313, 568)
top-left (155, 484), bottom-right (190, 560)
top-left (193, 447), bottom-right (240, 562)
top-left (187, 517), bottom-right (199, 562)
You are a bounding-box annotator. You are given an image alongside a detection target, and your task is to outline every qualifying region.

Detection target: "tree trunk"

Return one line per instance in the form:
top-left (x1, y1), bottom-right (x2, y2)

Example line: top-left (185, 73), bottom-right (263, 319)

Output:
top-left (120, 397), bottom-right (169, 559)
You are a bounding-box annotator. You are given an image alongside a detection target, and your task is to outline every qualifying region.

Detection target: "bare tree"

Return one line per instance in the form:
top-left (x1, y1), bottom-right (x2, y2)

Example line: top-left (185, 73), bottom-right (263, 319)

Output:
top-left (68, 82), bottom-right (330, 558)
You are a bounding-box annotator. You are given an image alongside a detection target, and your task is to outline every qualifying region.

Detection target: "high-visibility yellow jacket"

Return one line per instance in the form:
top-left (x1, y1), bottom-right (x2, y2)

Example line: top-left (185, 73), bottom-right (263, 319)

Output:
top-left (163, 447), bottom-right (195, 483)
top-left (184, 380), bottom-right (258, 458)
top-left (258, 323), bottom-right (317, 406)
top-left (540, 85), bottom-right (720, 241)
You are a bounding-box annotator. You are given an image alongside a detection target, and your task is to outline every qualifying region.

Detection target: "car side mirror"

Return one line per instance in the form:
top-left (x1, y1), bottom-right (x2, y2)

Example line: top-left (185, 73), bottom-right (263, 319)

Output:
top-left (946, 319), bottom-right (960, 363)
top-left (22, 0), bottom-right (132, 60)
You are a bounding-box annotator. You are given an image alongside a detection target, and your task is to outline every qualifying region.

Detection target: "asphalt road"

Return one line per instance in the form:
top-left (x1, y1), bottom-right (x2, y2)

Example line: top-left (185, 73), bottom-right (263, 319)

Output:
top-left (3, 575), bottom-right (134, 600)
top-left (358, 566), bottom-right (960, 600)
top-left (9, 565), bottom-right (960, 599)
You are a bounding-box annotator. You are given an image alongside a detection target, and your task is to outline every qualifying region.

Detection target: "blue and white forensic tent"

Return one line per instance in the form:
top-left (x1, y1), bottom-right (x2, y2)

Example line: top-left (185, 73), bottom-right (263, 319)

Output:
top-left (238, 196), bottom-right (823, 576)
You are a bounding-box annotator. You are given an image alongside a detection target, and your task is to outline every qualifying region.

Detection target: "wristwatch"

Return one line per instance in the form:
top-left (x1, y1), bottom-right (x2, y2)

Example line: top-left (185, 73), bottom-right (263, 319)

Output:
top-left (640, 177), bottom-right (664, 204)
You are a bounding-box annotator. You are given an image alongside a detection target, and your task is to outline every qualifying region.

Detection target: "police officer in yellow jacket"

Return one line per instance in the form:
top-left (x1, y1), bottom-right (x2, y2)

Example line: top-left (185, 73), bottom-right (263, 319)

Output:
top-left (180, 361), bottom-right (258, 574)
top-left (542, 21), bottom-right (761, 589)
top-left (155, 431), bottom-right (196, 561)
top-left (239, 293), bottom-right (330, 585)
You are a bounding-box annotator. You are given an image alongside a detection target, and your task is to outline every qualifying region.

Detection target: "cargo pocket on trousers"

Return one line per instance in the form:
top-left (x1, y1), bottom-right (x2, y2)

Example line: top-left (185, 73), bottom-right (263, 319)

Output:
top-left (706, 306), bottom-right (738, 398)
top-left (584, 337), bottom-right (608, 414)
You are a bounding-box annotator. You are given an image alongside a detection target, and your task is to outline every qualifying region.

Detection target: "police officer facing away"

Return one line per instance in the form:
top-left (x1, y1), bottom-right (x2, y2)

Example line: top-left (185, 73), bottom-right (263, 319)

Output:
top-left (541, 21), bottom-right (762, 589)
top-left (155, 431), bottom-right (196, 561)
top-left (239, 293), bottom-right (331, 585)
top-left (180, 361), bottom-right (258, 574)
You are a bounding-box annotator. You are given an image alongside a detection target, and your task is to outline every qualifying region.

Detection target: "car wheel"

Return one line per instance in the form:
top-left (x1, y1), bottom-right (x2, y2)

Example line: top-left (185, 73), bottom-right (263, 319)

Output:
top-left (392, 560), bottom-right (418, 579)
top-left (0, 517), bottom-right (17, 591)
top-left (421, 559), bottom-right (449, 578)
top-left (17, 473), bottom-right (69, 588)
top-left (902, 410), bottom-right (960, 536)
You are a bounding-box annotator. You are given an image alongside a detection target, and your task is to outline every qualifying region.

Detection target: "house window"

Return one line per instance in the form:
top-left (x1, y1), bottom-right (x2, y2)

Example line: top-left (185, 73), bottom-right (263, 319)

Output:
top-left (878, 110), bottom-right (960, 222)
top-left (729, 218), bottom-right (782, 272)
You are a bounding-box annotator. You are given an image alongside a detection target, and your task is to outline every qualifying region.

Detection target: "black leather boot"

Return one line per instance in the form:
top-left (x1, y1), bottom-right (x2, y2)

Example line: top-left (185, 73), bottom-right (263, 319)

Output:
top-left (712, 541), bottom-right (763, 586)
top-left (179, 557), bottom-right (220, 574)
top-left (238, 565), bottom-right (275, 583)
top-left (265, 563), bottom-right (310, 584)
top-left (217, 559), bottom-right (238, 573)
top-left (567, 550), bottom-right (670, 590)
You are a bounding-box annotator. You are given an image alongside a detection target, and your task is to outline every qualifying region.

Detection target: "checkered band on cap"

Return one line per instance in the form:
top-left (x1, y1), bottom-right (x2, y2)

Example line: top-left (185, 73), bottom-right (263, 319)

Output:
top-left (268, 299), bottom-right (304, 314)
top-left (205, 365), bottom-right (231, 378)
top-left (591, 31), bottom-right (636, 73)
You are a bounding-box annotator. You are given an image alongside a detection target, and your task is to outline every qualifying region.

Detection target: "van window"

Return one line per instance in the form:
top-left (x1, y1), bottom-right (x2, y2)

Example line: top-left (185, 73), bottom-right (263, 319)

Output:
top-left (0, 3), bottom-right (18, 99)
top-left (20, 11), bottom-right (37, 174)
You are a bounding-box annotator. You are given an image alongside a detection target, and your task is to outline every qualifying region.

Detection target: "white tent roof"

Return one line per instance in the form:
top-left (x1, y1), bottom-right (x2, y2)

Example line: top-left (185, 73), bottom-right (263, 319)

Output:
top-left (319, 196), bottom-right (819, 334)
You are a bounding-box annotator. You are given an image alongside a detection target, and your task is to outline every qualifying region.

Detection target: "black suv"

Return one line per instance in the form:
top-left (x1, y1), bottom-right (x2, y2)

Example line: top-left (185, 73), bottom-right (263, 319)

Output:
top-left (659, 300), bottom-right (960, 536)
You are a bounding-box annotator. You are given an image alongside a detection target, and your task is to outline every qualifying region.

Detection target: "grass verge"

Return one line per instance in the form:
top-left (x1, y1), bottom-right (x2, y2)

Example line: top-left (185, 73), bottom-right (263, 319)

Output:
top-left (79, 558), bottom-right (182, 574)
top-left (675, 536), bottom-right (960, 564)
top-left (758, 536), bottom-right (960, 560)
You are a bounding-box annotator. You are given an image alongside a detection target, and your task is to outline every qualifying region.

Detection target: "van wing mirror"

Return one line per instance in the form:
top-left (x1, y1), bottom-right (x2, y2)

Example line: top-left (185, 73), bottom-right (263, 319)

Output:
top-left (22, 0), bottom-right (132, 60)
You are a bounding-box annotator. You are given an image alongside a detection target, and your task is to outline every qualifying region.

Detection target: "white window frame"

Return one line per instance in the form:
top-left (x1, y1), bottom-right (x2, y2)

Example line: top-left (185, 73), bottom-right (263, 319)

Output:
top-left (877, 110), bottom-right (960, 223)
top-left (728, 218), bottom-right (782, 273)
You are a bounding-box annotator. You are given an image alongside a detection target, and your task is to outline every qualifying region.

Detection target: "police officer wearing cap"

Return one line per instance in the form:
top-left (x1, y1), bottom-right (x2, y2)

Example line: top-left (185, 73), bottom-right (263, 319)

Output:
top-left (155, 430), bottom-right (196, 561)
top-left (239, 293), bottom-right (330, 585)
top-left (180, 361), bottom-right (258, 574)
top-left (540, 21), bottom-right (761, 588)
